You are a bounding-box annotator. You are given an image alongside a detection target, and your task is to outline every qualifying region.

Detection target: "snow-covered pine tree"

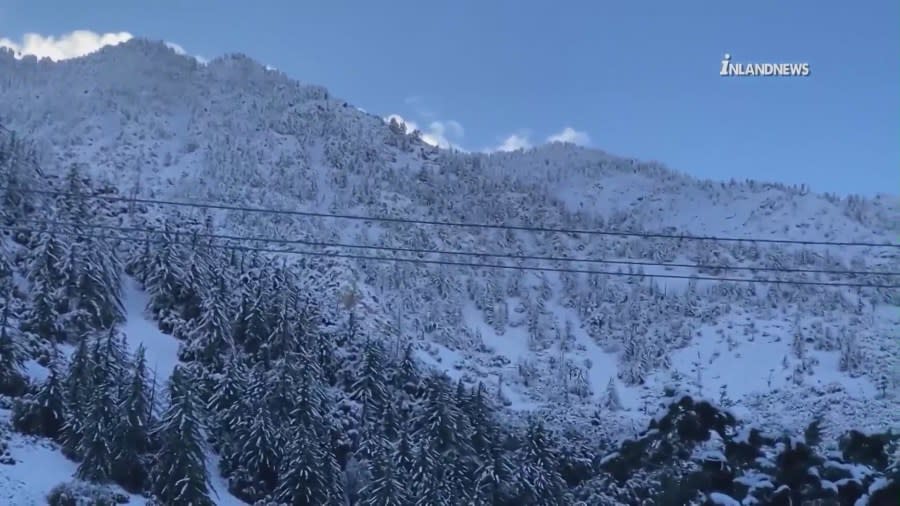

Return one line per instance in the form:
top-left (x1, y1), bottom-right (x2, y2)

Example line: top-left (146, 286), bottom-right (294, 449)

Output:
top-left (605, 377), bottom-right (623, 411)
top-left (351, 339), bottom-right (389, 426)
top-left (149, 366), bottom-right (214, 506)
top-left (102, 327), bottom-right (130, 393)
top-left (0, 296), bottom-right (25, 394)
top-left (29, 345), bottom-right (65, 437)
top-left (54, 171), bottom-right (124, 333)
top-left (77, 236), bottom-right (124, 330)
top-left (185, 270), bottom-right (233, 368)
top-left (411, 441), bottom-right (448, 506)
top-left (143, 226), bottom-right (187, 319)
top-left (264, 356), bottom-right (299, 424)
top-left (61, 336), bottom-right (92, 458)
top-left (232, 271), bottom-right (267, 356)
top-left (175, 234), bottom-right (213, 321)
top-left (361, 435), bottom-right (409, 506)
top-left (236, 396), bottom-right (281, 496)
top-left (321, 436), bottom-right (347, 505)
top-left (415, 373), bottom-right (464, 455)
top-left (274, 428), bottom-right (328, 506)
top-left (24, 231), bottom-right (65, 342)
top-left (515, 419), bottom-right (568, 505)
top-left (392, 343), bottom-right (418, 396)
top-left (0, 131), bottom-right (37, 224)
top-left (111, 344), bottom-right (153, 492)
top-left (394, 421), bottom-right (415, 478)
top-left (56, 243), bottom-right (96, 340)
top-left (473, 437), bottom-right (514, 505)
top-left (260, 287), bottom-right (300, 364)
top-left (76, 337), bottom-right (119, 482)
top-left (838, 331), bottom-right (865, 375)
top-left (465, 382), bottom-right (496, 457)
top-left (619, 333), bottom-right (650, 386)
top-left (289, 351), bottom-right (326, 436)
top-left (310, 324), bottom-right (338, 386)
top-left (207, 355), bottom-right (248, 443)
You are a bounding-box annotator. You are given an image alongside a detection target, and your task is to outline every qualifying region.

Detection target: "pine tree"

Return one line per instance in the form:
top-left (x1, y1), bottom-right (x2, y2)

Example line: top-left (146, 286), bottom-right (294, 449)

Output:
top-left (232, 274), bottom-right (266, 356)
top-left (76, 337), bottom-right (119, 482)
top-left (0, 242), bottom-right (11, 294)
top-left (0, 297), bottom-right (25, 394)
top-left (515, 420), bottom-right (568, 505)
top-left (111, 344), bottom-right (152, 491)
top-left (237, 397), bottom-right (281, 494)
top-left (393, 343), bottom-right (418, 395)
top-left (102, 327), bottom-right (130, 392)
top-left (474, 440), bottom-right (513, 505)
top-left (351, 339), bottom-right (388, 425)
top-left (24, 232), bottom-right (64, 342)
top-left (174, 236), bottom-right (212, 320)
top-left (57, 243), bottom-right (91, 339)
top-left (322, 436), bottom-right (346, 505)
top-left (411, 442), bottom-right (448, 506)
top-left (415, 374), bottom-right (463, 455)
top-left (394, 425), bottom-right (415, 478)
top-left (61, 336), bottom-right (92, 457)
top-left (605, 377), bottom-right (623, 411)
top-left (290, 350), bottom-right (325, 433)
top-left (361, 436), bottom-right (408, 506)
top-left (35, 346), bottom-right (66, 437)
top-left (59, 164), bottom-right (91, 237)
top-left (13, 344), bottom-right (66, 438)
top-left (207, 355), bottom-right (247, 441)
top-left (274, 428), bottom-right (328, 506)
top-left (144, 228), bottom-right (185, 316)
top-left (76, 238), bottom-right (124, 330)
top-left (265, 357), bottom-right (298, 423)
top-left (149, 366), bottom-right (214, 506)
top-left (187, 272), bottom-right (234, 368)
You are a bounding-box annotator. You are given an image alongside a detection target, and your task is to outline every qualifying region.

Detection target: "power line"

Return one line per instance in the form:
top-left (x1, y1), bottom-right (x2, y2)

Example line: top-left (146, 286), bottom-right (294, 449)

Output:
top-left (4, 223), bottom-right (898, 289)
top-left (15, 217), bottom-right (900, 278)
top-left (8, 186), bottom-right (900, 249)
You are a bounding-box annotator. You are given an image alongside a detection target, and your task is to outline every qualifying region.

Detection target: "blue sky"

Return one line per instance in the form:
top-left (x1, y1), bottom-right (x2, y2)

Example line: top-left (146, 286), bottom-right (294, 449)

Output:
top-left (1, 0), bottom-right (897, 196)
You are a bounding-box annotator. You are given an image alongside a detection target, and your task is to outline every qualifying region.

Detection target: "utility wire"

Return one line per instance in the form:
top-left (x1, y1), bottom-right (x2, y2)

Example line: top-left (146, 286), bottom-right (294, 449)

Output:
top-left (14, 217), bottom-right (900, 278)
top-left (4, 223), bottom-right (898, 289)
top-left (7, 186), bottom-right (899, 249)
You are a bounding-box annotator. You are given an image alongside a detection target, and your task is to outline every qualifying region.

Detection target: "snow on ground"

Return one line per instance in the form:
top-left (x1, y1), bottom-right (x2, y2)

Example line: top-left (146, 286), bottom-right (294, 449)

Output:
top-left (660, 314), bottom-right (877, 400)
top-left (122, 276), bottom-right (180, 380)
top-left (0, 410), bottom-right (148, 505)
top-left (463, 290), bottom-right (641, 412)
top-left (0, 418), bottom-right (76, 506)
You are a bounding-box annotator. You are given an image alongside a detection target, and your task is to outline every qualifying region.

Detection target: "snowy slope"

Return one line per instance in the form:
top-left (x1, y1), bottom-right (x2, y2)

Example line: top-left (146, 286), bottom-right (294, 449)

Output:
top-left (0, 39), bottom-right (897, 446)
top-left (0, 277), bottom-right (246, 505)
top-left (118, 277), bottom-right (248, 505)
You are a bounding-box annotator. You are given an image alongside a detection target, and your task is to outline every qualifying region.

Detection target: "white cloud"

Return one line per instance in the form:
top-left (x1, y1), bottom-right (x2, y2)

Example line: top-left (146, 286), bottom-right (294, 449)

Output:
top-left (0, 30), bottom-right (133, 61)
top-left (385, 114), bottom-right (464, 150)
top-left (494, 133), bottom-right (532, 152)
top-left (0, 30), bottom-right (206, 63)
top-left (164, 41), bottom-right (186, 55)
top-left (547, 127), bottom-right (590, 146)
top-left (165, 40), bottom-right (207, 64)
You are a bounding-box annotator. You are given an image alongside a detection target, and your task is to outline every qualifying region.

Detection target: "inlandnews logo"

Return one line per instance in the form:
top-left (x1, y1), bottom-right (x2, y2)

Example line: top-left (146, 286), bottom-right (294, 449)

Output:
top-left (720, 53), bottom-right (810, 77)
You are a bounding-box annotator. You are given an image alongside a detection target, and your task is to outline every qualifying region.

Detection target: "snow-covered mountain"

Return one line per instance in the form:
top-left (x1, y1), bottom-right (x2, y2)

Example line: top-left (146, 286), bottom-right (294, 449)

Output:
top-left (0, 38), bottom-right (897, 504)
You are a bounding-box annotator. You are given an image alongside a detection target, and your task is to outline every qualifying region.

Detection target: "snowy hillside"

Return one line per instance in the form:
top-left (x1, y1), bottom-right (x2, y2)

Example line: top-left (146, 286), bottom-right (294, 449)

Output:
top-left (0, 38), bottom-right (897, 504)
top-left (0, 276), bottom-right (245, 505)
